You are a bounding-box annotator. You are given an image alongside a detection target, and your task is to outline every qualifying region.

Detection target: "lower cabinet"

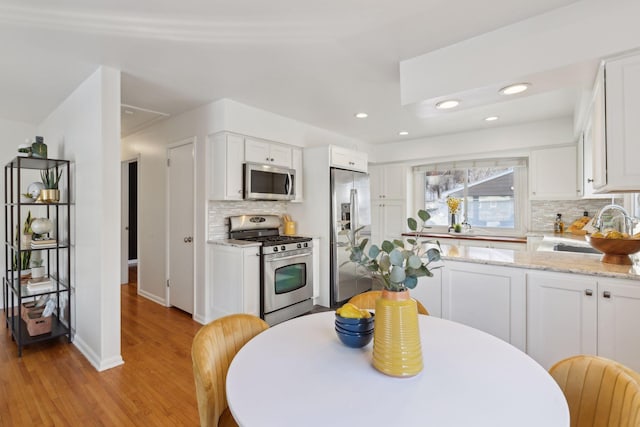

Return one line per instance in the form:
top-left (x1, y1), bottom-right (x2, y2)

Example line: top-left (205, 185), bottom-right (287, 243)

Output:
top-left (527, 271), bottom-right (640, 371)
top-left (411, 269), bottom-right (442, 318)
top-left (209, 244), bottom-right (260, 320)
top-left (441, 261), bottom-right (526, 351)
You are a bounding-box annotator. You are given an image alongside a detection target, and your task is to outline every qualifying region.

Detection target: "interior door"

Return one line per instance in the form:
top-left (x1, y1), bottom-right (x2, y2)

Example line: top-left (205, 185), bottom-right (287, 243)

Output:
top-left (168, 141), bottom-right (195, 313)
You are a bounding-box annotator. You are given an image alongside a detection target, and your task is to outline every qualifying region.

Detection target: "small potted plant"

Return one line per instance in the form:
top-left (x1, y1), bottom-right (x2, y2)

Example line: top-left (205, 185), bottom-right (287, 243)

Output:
top-left (40, 169), bottom-right (63, 203)
top-left (342, 210), bottom-right (441, 377)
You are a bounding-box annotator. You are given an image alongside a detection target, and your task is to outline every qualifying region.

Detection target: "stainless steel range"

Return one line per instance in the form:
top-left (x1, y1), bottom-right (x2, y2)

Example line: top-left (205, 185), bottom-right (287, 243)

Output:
top-left (229, 215), bottom-right (313, 325)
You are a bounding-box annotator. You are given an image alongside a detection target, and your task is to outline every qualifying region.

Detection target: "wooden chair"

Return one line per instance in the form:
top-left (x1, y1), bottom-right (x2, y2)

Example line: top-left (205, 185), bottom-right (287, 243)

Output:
top-left (348, 290), bottom-right (429, 315)
top-left (192, 314), bottom-right (269, 427)
top-left (549, 355), bottom-right (640, 427)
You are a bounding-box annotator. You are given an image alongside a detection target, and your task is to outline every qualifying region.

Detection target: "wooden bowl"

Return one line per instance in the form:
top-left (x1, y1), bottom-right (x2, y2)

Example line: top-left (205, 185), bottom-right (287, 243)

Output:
top-left (585, 235), bottom-right (640, 265)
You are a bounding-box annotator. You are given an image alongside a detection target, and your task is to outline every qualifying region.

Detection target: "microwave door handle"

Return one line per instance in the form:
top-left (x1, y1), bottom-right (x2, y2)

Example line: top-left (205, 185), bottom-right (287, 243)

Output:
top-left (285, 171), bottom-right (291, 196)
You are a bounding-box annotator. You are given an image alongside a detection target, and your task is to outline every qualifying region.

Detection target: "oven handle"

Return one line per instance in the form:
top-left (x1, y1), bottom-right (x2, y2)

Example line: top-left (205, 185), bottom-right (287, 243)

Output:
top-left (264, 253), bottom-right (312, 262)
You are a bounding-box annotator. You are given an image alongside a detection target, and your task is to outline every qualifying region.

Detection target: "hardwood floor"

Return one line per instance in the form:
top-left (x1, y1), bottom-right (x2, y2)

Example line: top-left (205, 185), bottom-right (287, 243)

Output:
top-left (0, 267), bottom-right (202, 426)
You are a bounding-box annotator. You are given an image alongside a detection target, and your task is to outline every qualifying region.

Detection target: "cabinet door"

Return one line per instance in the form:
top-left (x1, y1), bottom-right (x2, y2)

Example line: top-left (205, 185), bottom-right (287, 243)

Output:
top-left (527, 272), bottom-right (597, 370)
top-left (210, 133), bottom-right (244, 200)
top-left (245, 137), bottom-right (271, 164)
top-left (411, 269), bottom-right (442, 318)
top-left (598, 279), bottom-right (640, 372)
top-left (269, 144), bottom-right (292, 168)
top-left (369, 165), bottom-right (383, 200)
top-left (591, 66), bottom-right (607, 190)
top-left (601, 55), bottom-right (640, 192)
top-left (242, 248), bottom-right (261, 317)
top-left (381, 164), bottom-right (408, 200)
top-left (529, 145), bottom-right (579, 200)
top-left (442, 261), bottom-right (526, 351)
top-left (580, 122), bottom-right (611, 199)
top-left (380, 200), bottom-right (406, 241)
top-left (291, 148), bottom-right (303, 202)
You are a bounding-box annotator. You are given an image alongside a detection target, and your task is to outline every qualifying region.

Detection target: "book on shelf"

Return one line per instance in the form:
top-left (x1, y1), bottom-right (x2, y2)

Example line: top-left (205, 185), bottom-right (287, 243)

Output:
top-left (30, 239), bottom-right (57, 248)
top-left (26, 278), bottom-right (53, 292)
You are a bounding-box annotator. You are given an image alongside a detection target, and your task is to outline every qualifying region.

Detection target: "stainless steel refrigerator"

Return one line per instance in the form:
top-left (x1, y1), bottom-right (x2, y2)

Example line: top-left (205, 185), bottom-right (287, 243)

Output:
top-left (330, 168), bottom-right (372, 307)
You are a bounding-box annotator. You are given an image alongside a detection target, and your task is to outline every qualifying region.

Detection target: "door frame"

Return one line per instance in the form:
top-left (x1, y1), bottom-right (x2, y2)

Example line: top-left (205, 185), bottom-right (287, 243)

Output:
top-left (165, 137), bottom-right (197, 311)
top-left (121, 155), bottom-right (140, 287)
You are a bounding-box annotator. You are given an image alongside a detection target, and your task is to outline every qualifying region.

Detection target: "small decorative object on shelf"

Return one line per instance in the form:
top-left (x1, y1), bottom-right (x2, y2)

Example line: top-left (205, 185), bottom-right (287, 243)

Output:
top-left (343, 210), bottom-right (441, 377)
top-left (3, 156), bottom-right (71, 356)
top-left (40, 169), bottom-right (62, 203)
top-left (31, 136), bottom-right (47, 159)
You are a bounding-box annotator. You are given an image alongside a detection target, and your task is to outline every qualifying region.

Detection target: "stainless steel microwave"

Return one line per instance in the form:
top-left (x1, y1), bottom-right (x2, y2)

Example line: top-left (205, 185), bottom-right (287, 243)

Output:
top-left (244, 162), bottom-right (295, 201)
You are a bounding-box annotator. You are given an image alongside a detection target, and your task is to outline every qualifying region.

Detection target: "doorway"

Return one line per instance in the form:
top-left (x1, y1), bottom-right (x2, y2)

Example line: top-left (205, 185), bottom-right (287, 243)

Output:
top-left (167, 138), bottom-right (195, 314)
top-left (121, 157), bottom-right (139, 286)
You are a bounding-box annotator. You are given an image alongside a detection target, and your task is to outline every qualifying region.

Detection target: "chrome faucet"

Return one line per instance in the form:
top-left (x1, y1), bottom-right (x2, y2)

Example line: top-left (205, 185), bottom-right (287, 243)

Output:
top-left (593, 204), bottom-right (637, 234)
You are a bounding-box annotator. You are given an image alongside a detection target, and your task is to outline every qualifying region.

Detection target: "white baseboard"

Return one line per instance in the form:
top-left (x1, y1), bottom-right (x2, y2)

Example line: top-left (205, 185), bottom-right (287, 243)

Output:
top-left (74, 335), bottom-right (124, 372)
top-left (138, 289), bottom-right (166, 306)
top-left (192, 313), bottom-right (207, 325)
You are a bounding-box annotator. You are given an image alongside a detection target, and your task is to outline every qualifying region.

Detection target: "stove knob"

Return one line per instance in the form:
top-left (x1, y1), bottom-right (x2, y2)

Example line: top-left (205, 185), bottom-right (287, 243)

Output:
top-left (304, 242), bottom-right (308, 248)
top-left (273, 247), bottom-right (278, 252)
top-left (281, 245), bottom-right (286, 251)
top-left (297, 243), bottom-right (302, 249)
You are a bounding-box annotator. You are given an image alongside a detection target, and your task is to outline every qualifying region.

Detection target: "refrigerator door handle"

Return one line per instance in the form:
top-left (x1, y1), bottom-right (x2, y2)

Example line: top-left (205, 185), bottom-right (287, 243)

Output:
top-left (350, 188), bottom-right (358, 239)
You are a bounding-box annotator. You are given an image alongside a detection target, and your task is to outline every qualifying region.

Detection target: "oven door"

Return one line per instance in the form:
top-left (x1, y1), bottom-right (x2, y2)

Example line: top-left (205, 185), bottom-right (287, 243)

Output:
top-left (263, 249), bottom-right (313, 314)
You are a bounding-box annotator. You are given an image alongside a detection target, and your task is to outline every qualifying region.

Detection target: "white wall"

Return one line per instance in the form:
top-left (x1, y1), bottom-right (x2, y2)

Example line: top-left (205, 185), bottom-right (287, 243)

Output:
top-left (122, 98), bottom-right (368, 323)
top-left (38, 66), bottom-right (122, 371)
top-left (370, 117), bottom-right (574, 165)
top-left (0, 118), bottom-right (37, 310)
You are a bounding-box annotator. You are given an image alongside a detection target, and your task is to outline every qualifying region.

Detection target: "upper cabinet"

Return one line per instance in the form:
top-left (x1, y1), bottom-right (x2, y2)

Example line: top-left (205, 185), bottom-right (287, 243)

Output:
top-left (369, 164), bottom-right (410, 200)
top-left (330, 145), bottom-right (367, 173)
top-left (209, 132), bottom-right (245, 200)
top-left (208, 132), bottom-right (301, 201)
top-left (587, 54), bottom-right (640, 193)
top-left (245, 137), bottom-right (292, 168)
top-left (529, 145), bottom-right (579, 200)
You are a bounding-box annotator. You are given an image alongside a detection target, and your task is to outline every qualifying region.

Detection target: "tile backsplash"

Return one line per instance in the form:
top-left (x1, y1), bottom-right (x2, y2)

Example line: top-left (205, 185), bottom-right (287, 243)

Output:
top-left (207, 200), bottom-right (288, 240)
top-left (530, 198), bottom-right (622, 232)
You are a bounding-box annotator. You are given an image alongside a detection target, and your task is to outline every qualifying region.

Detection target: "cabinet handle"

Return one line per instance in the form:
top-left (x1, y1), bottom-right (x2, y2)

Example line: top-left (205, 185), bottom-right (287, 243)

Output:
top-left (270, 158), bottom-right (274, 162)
top-left (603, 291), bottom-right (611, 299)
top-left (587, 178), bottom-right (594, 183)
top-left (184, 237), bottom-right (189, 243)
top-left (532, 191), bottom-right (536, 195)
top-left (585, 289), bottom-right (593, 296)
top-left (238, 189), bottom-right (242, 194)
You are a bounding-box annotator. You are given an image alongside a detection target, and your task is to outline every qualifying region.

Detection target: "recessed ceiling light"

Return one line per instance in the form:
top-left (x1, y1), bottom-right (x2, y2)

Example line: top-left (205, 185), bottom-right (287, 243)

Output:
top-left (354, 112), bottom-right (368, 119)
top-left (398, 131), bottom-right (409, 136)
top-left (435, 100), bottom-right (460, 110)
top-left (499, 83), bottom-right (530, 95)
top-left (484, 116), bottom-right (499, 122)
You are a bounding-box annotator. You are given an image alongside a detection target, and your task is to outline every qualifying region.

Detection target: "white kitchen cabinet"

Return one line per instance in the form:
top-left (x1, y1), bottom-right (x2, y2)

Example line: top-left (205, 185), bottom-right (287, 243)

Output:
top-left (529, 145), bottom-right (579, 200)
top-left (245, 137), bottom-right (292, 168)
top-left (209, 132), bottom-right (245, 200)
top-left (527, 271), bottom-right (640, 372)
top-left (209, 244), bottom-right (260, 320)
top-left (329, 145), bottom-right (367, 173)
top-left (370, 164), bottom-right (409, 200)
top-left (578, 126), bottom-right (611, 199)
top-left (441, 261), bottom-right (526, 351)
top-left (371, 199), bottom-right (407, 244)
top-left (527, 271), bottom-right (598, 370)
top-left (411, 269), bottom-right (442, 318)
top-left (588, 55), bottom-right (640, 193)
top-left (456, 239), bottom-right (525, 251)
top-left (291, 147), bottom-right (303, 203)
top-left (597, 278), bottom-right (640, 372)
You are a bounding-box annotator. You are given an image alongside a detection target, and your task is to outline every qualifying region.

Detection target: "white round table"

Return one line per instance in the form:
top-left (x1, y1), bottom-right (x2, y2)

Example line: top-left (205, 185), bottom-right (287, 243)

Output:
top-left (226, 311), bottom-right (569, 427)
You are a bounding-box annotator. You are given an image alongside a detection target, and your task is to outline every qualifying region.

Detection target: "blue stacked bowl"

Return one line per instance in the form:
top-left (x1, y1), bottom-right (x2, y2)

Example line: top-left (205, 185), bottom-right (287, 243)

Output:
top-left (335, 312), bottom-right (374, 348)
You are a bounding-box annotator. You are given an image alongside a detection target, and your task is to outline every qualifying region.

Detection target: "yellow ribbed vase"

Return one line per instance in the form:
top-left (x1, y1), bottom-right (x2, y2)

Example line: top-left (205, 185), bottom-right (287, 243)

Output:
top-left (372, 289), bottom-right (423, 377)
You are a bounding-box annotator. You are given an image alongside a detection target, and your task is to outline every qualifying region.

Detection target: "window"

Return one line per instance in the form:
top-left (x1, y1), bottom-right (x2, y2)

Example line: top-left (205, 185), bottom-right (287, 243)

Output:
top-left (416, 158), bottom-right (527, 234)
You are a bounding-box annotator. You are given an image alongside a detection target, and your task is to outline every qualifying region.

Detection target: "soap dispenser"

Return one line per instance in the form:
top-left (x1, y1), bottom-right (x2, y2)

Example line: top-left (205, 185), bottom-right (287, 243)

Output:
top-left (554, 213), bottom-right (564, 233)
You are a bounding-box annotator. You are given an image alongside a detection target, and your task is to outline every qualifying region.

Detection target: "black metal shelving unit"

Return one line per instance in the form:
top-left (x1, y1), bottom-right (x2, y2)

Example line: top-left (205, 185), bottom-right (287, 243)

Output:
top-left (3, 157), bottom-right (71, 356)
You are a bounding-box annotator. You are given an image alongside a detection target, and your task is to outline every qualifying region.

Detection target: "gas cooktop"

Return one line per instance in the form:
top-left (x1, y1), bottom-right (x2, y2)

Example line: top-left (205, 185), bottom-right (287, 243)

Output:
top-left (242, 234), bottom-right (311, 246)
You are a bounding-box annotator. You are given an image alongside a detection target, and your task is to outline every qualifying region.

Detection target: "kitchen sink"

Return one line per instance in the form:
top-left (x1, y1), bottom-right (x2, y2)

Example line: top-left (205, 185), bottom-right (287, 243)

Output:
top-left (553, 243), bottom-right (601, 254)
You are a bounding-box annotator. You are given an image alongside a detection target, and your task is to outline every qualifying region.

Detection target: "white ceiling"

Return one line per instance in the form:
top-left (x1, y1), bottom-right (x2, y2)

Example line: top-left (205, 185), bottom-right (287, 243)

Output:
top-left (0, 0), bottom-right (606, 143)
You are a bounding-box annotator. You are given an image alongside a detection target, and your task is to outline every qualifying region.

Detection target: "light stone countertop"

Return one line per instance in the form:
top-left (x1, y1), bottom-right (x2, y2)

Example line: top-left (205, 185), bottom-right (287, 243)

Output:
top-left (436, 244), bottom-right (640, 280)
top-left (207, 239), bottom-right (261, 248)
